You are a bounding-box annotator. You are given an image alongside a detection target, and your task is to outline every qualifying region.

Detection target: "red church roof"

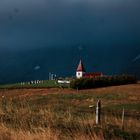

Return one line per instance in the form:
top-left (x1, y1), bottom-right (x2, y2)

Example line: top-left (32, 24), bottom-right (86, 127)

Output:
top-left (76, 60), bottom-right (86, 72)
top-left (83, 72), bottom-right (102, 78)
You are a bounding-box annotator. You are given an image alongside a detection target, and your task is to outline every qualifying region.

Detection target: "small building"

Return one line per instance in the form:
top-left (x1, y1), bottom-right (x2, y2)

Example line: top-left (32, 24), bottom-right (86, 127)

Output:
top-left (76, 60), bottom-right (103, 79)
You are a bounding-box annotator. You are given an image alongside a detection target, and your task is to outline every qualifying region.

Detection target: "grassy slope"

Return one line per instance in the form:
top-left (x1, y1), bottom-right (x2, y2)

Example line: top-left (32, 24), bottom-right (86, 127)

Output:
top-left (0, 80), bottom-right (69, 89)
top-left (0, 84), bottom-right (139, 139)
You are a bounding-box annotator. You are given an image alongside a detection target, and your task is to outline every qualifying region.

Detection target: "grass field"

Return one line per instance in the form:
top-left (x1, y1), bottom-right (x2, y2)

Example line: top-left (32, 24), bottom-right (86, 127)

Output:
top-left (0, 80), bottom-right (69, 89)
top-left (0, 83), bottom-right (140, 139)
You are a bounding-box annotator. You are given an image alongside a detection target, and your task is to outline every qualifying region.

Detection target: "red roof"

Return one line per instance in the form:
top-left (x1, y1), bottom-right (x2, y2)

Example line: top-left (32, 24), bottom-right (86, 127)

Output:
top-left (76, 60), bottom-right (85, 72)
top-left (83, 72), bottom-right (102, 78)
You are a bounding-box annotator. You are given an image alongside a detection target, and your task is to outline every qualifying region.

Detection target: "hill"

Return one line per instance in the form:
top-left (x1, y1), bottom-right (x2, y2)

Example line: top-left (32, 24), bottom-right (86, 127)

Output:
top-left (0, 83), bottom-right (139, 139)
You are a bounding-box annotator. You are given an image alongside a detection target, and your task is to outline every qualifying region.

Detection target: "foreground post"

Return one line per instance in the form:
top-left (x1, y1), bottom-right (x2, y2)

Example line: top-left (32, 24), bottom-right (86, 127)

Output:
top-left (96, 100), bottom-right (101, 124)
top-left (122, 108), bottom-right (125, 129)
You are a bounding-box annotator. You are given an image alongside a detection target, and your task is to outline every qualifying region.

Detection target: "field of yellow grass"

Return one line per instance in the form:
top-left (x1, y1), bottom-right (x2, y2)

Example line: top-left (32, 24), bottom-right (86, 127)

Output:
top-left (0, 83), bottom-right (140, 140)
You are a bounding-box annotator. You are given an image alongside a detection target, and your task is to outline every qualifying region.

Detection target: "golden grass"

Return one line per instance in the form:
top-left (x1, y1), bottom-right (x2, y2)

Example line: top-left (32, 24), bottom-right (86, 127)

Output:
top-left (0, 124), bottom-right (60, 140)
top-left (0, 123), bottom-right (108, 140)
top-left (0, 84), bottom-right (139, 139)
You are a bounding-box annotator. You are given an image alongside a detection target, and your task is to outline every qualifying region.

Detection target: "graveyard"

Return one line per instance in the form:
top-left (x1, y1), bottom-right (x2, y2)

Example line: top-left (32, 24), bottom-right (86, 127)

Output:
top-left (0, 80), bottom-right (69, 89)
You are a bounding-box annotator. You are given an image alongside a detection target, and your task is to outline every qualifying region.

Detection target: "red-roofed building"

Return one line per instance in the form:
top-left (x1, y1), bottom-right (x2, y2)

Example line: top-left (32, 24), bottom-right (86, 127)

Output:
top-left (76, 60), bottom-right (103, 78)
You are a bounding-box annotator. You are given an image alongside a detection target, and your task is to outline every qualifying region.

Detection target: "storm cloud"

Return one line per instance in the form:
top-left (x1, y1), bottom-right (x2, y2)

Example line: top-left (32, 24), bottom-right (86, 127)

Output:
top-left (0, 0), bottom-right (140, 83)
top-left (0, 0), bottom-right (140, 49)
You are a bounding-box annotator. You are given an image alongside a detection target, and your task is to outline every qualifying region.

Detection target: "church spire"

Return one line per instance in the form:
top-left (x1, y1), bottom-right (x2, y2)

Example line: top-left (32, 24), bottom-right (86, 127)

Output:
top-left (76, 60), bottom-right (86, 72)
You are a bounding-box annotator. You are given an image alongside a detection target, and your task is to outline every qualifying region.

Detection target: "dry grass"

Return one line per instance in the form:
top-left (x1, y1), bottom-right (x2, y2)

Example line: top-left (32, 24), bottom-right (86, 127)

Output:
top-left (0, 124), bottom-right (106, 140)
top-left (0, 84), bottom-right (139, 139)
top-left (0, 124), bottom-right (60, 140)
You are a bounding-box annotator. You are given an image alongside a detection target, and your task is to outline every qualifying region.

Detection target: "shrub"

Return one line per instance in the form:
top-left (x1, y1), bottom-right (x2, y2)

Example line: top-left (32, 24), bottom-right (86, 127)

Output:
top-left (70, 75), bottom-right (137, 89)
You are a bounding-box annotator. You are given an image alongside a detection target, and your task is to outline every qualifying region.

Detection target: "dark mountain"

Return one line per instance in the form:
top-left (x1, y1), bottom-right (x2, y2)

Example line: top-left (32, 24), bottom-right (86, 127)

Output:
top-left (0, 45), bottom-right (140, 84)
top-left (127, 56), bottom-right (140, 79)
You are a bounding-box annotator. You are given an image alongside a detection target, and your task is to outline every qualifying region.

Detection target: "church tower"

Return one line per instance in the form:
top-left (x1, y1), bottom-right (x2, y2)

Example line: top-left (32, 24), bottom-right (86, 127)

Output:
top-left (76, 60), bottom-right (85, 78)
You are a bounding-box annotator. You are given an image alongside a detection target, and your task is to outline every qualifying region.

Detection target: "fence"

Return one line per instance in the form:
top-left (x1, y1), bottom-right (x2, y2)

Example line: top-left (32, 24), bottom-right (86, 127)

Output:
top-left (75, 100), bottom-right (140, 127)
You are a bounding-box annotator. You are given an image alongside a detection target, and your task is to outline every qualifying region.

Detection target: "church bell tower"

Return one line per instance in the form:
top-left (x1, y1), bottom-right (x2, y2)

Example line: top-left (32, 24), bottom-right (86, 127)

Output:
top-left (76, 60), bottom-right (85, 78)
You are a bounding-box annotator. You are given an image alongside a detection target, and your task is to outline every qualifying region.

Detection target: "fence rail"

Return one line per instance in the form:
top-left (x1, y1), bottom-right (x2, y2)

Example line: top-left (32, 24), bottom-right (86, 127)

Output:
top-left (75, 108), bottom-right (140, 119)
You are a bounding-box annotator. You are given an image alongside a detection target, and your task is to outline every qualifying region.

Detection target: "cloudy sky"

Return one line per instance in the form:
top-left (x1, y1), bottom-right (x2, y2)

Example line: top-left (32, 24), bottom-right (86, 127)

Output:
top-left (0, 0), bottom-right (140, 83)
top-left (0, 0), bottom-right (140, 50)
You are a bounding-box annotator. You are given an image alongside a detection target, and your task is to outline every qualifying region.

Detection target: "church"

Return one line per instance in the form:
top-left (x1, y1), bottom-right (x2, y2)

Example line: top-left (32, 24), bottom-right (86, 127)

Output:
top-left (76, 60), bottom-right (103, 79)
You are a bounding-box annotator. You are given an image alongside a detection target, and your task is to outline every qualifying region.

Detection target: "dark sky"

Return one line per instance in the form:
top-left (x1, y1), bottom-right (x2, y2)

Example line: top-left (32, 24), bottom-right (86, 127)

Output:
top-left (0, 0), bottom-right (140, 83)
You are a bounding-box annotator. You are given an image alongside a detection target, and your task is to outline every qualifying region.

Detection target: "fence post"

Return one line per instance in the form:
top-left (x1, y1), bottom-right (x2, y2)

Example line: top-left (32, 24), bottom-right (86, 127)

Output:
top-left (96, 100), bottom-right (101, 124)
top-left (121, 108), bottom-right (125, 129)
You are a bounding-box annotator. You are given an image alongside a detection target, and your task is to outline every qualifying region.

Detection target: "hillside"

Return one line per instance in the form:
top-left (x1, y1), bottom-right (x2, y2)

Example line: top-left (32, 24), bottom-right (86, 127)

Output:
top-left (0, 46), bottom-right (140, 84)
top-left (0, 83), bottom-right (139, 139)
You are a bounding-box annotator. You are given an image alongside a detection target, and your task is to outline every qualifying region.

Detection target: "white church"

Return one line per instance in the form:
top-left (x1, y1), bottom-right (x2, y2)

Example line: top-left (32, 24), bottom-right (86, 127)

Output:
top-left (76, 60), bottom-right (103, 79)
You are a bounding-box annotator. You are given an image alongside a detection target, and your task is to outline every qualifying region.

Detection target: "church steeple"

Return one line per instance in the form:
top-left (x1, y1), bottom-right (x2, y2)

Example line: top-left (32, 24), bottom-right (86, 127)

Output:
top-left (76, 60), bottom-right (85, 78)
top-left (76, 60), bottom-right (85, 72)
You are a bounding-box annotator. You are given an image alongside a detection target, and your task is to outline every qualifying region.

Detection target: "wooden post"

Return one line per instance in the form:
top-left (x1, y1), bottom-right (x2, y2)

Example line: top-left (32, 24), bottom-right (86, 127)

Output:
top-left (121, 108), bottom-right (125, 129)
top-left (77, 87), bottom-right (78, 92)
top-left (96, 100), bottom-right (101, 124)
